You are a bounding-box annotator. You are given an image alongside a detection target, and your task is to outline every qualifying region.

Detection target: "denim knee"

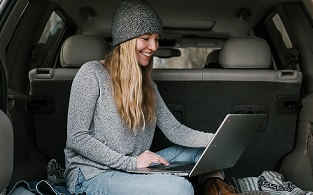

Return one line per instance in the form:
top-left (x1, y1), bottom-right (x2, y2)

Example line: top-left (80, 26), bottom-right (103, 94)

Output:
top-left (174, 177), bottom-right (194, 195)
top-left (155, 176), bottom-right (194, 195)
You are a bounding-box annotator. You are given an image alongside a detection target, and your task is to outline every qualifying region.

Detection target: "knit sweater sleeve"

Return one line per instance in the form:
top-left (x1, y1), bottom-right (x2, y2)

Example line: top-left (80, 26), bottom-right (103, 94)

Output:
top-left (66, 62), bottom-right (136, 170)
top-left (154, 83), bottom-right (214, 148)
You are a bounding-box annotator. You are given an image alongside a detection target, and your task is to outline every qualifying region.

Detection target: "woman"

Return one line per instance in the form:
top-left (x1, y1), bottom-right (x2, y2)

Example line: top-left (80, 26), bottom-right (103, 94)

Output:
top-left (64, 0), bottom-right (238, 194)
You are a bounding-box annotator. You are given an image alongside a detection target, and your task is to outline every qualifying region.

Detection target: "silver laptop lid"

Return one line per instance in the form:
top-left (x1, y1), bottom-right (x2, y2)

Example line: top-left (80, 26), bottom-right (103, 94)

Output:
top-left (189, 113), bottom-right (267, 177)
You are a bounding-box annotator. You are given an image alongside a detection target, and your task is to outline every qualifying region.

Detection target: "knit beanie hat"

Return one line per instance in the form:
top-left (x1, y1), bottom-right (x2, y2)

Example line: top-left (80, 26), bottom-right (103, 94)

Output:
top-left (111, 0), bottom-right (163, 47)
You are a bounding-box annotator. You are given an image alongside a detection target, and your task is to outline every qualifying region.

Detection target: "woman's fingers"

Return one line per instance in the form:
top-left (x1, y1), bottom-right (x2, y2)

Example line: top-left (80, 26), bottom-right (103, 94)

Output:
top-left (136, 150), bottom-right (169, 168)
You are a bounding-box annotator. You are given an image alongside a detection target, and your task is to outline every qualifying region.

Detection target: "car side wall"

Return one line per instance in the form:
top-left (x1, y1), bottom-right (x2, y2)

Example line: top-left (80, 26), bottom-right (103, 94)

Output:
top-left (2, 0), bottom-right (67, 183)
top-left (273, 3), bottom-right (313, 191)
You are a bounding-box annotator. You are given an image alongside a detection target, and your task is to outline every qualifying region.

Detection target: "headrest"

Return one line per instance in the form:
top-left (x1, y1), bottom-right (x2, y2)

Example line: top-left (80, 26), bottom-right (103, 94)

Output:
top-left (60, 35), bottom-right (109, 68)
top-left (219, 37), bottom-right (271, 69)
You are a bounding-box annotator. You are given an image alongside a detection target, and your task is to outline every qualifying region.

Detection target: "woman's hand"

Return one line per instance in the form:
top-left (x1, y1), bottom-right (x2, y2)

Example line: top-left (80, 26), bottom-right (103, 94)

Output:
top-left (136, 150), bottom-right (169, 168)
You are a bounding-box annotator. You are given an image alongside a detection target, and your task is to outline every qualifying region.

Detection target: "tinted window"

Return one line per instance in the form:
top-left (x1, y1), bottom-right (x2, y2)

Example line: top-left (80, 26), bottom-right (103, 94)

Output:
top-left (264, 13), bottom-right (296, 69)
top-left (31, 11), bottom-right (66, 69)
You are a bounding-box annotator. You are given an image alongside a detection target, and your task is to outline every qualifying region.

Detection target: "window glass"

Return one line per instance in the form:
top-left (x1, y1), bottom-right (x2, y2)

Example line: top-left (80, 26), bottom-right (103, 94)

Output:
top-left (153, 47), bottom-right (214, 69)
top-left (264, 13), bottom-right (295, 69)
top-left (31, 11), bottom-right (66, 69)
top-left (272, 14), bottom-right (292, 49)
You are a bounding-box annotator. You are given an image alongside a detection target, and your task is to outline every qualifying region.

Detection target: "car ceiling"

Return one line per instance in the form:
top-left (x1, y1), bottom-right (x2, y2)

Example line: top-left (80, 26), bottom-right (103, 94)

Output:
top-left (45, 0), bottom-right (302, 39)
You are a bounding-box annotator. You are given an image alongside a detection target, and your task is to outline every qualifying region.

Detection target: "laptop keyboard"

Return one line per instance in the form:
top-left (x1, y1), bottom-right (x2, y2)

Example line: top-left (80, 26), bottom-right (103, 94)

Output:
top-left (166, 163), bottom-right (195, 171)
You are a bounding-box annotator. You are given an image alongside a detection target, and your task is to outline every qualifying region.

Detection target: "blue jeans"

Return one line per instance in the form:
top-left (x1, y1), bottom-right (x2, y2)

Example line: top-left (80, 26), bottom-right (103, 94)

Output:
top-left (75, 145), bottom-right (205, 195)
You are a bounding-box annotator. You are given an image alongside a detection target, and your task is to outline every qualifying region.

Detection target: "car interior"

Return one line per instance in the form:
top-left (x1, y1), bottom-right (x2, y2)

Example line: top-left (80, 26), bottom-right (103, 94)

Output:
top-left (1, 0), bottom-right (313, 194)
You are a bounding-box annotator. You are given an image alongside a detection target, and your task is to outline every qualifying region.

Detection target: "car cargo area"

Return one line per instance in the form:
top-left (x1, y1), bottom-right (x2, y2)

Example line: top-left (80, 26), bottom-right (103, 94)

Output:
top-left (1, 0), bottom-right (313, 194)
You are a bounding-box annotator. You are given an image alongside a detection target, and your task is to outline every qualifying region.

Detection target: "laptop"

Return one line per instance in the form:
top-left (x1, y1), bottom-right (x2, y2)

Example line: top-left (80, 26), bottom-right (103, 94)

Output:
top-left (126, 113), bottom-right (267, 177)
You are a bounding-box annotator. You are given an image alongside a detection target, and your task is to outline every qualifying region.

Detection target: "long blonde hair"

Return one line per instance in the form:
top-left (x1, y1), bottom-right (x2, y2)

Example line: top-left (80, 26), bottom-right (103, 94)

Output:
top-left (102, 38), bottom-right (156, 132)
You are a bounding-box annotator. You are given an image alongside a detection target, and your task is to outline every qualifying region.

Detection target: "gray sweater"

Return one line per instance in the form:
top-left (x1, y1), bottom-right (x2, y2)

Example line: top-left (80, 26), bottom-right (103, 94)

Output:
top-left (64, 61), bottom-right (213, 193)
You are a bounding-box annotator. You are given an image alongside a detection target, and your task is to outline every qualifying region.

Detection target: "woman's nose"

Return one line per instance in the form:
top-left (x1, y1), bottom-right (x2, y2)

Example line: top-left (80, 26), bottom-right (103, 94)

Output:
top-left (148, 39), bottom-right (158, 51)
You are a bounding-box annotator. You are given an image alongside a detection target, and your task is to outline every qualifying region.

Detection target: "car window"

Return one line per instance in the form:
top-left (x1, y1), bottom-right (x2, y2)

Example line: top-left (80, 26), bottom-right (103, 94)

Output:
top-left (153, 38), bottom-right (224, 69)
top-left (263, 13), bottom-right (296, 69)
top-left (31, 11), bottom-right (66, 69)
top-left (153, 47), bottom-right (214, 69)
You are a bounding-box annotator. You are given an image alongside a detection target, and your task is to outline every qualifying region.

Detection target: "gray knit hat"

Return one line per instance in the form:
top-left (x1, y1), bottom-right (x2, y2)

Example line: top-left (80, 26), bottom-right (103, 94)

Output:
top-left (111, 0), bottom-right (163, 47)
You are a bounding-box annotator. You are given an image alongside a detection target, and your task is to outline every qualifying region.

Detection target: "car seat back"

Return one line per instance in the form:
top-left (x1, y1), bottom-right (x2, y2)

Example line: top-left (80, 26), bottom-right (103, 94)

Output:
top-left (152, 37), bottom-right (302, 177)
top-left (0, 110), bottom-right (13, 192)
top-left (29, 34), bottom-right (109, 165)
